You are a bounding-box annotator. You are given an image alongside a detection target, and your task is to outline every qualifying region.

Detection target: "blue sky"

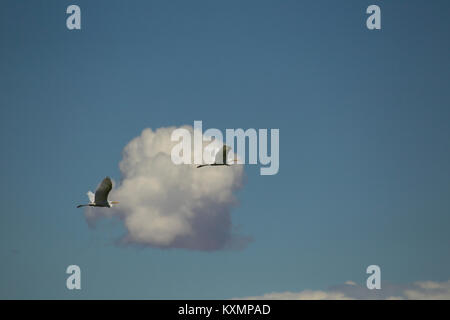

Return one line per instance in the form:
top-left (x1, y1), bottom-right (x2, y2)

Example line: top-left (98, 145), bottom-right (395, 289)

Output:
top-left (0, 0), bottom-right (449, 299)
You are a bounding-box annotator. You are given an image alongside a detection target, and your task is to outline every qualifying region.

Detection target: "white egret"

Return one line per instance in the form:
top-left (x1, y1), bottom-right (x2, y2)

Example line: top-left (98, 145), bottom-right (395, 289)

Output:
top-left (197, 145), bottom-right (238, 168)
top-left (76, 177), bottom-right (119, 208)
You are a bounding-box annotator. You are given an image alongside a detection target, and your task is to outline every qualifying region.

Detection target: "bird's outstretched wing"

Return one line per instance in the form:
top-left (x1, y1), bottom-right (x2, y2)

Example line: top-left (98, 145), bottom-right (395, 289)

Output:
top-left (95, 177), bottom-right (112, 203)
top-left (87, 191), bottom-right (95, 203)
top-left (215, 145), bottom-right (231, 164)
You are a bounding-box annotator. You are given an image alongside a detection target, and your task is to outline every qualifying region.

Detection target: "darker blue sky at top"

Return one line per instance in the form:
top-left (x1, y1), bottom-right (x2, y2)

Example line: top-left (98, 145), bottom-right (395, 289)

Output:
top-left (0, 1), bottom-right (449, 298)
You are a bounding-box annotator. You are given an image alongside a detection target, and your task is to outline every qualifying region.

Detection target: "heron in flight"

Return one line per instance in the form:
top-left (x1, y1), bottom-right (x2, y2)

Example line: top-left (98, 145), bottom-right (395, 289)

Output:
top-left (197, 145), bottom-right (238, 168)
top-left (76, 177), bottom-right (119, 208)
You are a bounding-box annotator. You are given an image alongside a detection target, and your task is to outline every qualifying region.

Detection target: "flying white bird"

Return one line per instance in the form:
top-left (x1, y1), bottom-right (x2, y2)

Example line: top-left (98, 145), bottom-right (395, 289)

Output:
top-left (76, 177), bottom-right (119, 208)
top-left (197, 145), bottom-right (238, 168)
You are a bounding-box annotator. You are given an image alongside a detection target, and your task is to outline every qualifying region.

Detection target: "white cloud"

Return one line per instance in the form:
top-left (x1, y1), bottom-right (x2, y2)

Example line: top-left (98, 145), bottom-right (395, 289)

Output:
top-left (234, 280), bottom-right (450, 300)
top-left (237, 290), bottom-right (353, 300)
top-left (85, 126), bottom-right (250, 251)
top-left (403, 280), bottom-right (450, 300)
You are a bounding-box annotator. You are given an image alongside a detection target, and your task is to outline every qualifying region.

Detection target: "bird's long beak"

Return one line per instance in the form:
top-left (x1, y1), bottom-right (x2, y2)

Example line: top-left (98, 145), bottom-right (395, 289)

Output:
top-left (111, 201), bottom-right (120, 204)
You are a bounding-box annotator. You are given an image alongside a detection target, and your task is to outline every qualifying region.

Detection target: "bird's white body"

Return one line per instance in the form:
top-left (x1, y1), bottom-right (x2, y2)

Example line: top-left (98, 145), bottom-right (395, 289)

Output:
top-left (85, 191), bottom-right (116, 207)
top-left (197, 145), bottom-right (238, 168)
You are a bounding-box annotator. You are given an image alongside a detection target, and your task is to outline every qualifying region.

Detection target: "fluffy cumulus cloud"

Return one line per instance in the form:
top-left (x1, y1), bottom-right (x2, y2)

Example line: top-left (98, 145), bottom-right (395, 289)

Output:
top-left (234, 280), bottom-right (450, 300)
top-left (85, 126), bottom-right (250, 251)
